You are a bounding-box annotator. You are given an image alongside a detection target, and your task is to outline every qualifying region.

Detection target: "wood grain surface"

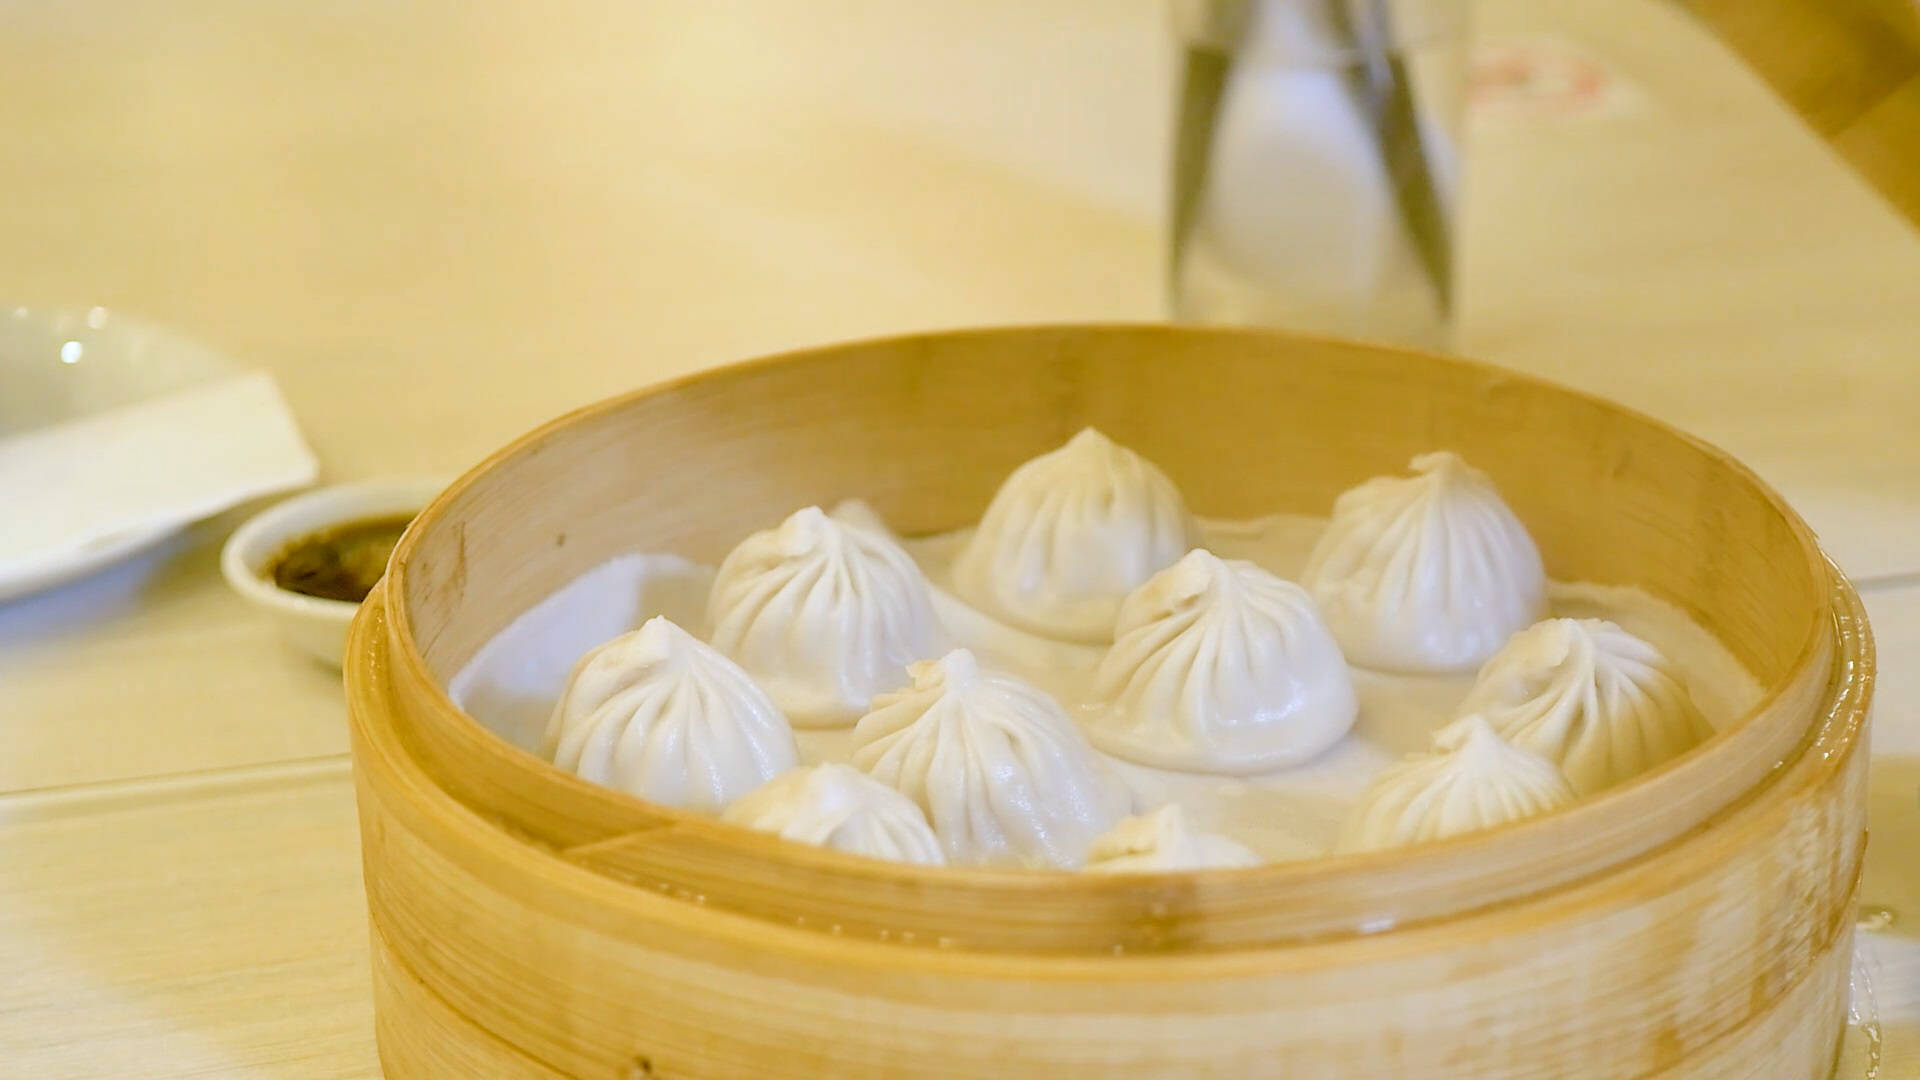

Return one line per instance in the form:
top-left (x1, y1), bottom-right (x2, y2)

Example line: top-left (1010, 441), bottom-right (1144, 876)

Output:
top-left (1680, 0), bottom-right (1920, 228)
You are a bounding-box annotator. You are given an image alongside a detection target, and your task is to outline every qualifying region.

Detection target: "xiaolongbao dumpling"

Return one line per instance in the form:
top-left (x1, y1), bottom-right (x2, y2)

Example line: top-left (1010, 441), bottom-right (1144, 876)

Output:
top-left (1302, 452), bottom-right (1546, 673)
top-left (1088, 549), bottom-right (1357, 774)
top-left (708, 505), bottom-right (943, 728)
top-left (1084, 805), bottom-right (1262, 872)
top-left (543, 617), bottom-right (799, 813)
top-left (1451, 617), bottom-right (1713, 796)
top-left (851, 648), bottom-right (1131, 868)
top-left (1338, 715), bottom-right (1574, 852)
top-left (952, 428), bottom-right (1195, 642)
top-left (721, 763), bottom-right (945, 866)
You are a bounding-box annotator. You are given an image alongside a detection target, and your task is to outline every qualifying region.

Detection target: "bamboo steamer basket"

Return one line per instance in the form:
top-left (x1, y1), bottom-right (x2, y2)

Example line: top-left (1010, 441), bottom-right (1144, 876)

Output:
top-left (346, 325), bottom-right (1873, 1078)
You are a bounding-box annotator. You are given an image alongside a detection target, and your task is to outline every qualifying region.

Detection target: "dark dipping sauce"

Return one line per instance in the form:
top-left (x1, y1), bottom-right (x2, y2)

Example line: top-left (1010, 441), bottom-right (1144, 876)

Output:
top-left (268, 514), bottom-right (414, 604)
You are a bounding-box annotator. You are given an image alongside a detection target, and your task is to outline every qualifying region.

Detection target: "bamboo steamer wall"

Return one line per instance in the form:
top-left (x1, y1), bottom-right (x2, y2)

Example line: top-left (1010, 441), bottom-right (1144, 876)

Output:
top-left (346, 326), bottom-right (1874, 1077)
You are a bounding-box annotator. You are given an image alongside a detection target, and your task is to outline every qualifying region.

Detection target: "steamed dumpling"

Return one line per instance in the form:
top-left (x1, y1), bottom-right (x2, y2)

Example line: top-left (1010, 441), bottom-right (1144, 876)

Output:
top-left (1453, 617), bottom-right (1714, 795)
top-left (1338, 715), bottom-right (1574, 852)
top-left (952, 428), bottom-right (1195, 642)
top-left (721, 763), bottom-right (945, 866)
top-left (851, 648), bottom-right (1131, 868)
top-left (543, 617), bottom-right (799, 813)
top-left (1084, 805), bottom-right (1262, 872)
top-left (708, 505), bottom-right (943, 728)
top-left (1087, 549), bottom-right (1357, 774)
top-left (1302, 452), bottom-right (1546, 673)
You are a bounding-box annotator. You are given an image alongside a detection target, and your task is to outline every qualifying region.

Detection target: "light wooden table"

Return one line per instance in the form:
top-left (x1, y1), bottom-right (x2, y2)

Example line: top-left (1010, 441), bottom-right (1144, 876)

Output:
top-left (1, 0), bottom-right (1915, 1075)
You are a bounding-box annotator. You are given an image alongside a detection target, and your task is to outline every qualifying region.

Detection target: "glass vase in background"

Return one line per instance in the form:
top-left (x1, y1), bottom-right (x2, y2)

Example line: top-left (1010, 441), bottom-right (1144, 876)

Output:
top-left (1169, 0), bottom-right (1471, 349)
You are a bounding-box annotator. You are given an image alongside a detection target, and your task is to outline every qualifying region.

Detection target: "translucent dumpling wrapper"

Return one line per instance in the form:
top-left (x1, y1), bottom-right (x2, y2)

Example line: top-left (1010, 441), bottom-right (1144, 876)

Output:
top-left (708, 505), bottom-right (944, 728)
top-left (543, 617), bottom-right (799, 814)
top-left (1302, 451), bottom-right (1546, 673)
top-left (851, 648), bottom-right (1132, 868)
top-left (952, 428), bottom-right (1195, 643)
top-left (1338, 715), bottom-right (1574, 852)
top-left (1084, 804), bottom-right (1262, 873)
top-left (721, 763), bottom-right (945, 866)
top-left (1088, 549), bottom-right (1358, 774)
top-left (1450, 617), bottom-right (1715, 796)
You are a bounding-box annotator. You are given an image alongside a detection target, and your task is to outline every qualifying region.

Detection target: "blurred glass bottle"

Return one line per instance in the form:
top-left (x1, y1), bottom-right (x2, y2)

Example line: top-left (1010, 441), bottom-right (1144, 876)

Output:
top-left (1169, 0), bottom-right (1471, 349)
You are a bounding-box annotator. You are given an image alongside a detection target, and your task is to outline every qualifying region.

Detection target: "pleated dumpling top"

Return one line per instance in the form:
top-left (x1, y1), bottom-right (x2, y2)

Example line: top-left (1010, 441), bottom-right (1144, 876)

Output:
top-left (1084, 805), bottom-right (1263, 873)
top-left (722, 763), bottom-right (945, 866)
top-left (952, 428), bottom-right (1195, 642)
top-left (1088, 549), bottom-right (1357, 774)
top-left (851, 649), bottom-right (1130, 868)
top-left (1339, 715), bottom-right (1575, 852)
top-left (708, 505), bottom-right (944, 727)
top-left (1302, 452), bottom-right (1546, 673)
top-left (544, 617), bottom-right (799, 814)
top-left (1456, 617), bottom-right (1714, 795)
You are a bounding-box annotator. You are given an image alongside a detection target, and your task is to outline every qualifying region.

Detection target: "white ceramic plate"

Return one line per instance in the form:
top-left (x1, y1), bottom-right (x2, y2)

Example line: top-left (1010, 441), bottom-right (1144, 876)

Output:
top-left (0, 305), bottom-right (240, 601)
top-left (0, 523), bottom-right (181, 603)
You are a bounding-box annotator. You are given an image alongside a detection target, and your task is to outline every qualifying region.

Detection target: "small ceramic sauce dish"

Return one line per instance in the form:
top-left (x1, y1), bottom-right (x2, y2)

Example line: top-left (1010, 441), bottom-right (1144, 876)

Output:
top-left (221, 477), bottom-right (447, 667)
